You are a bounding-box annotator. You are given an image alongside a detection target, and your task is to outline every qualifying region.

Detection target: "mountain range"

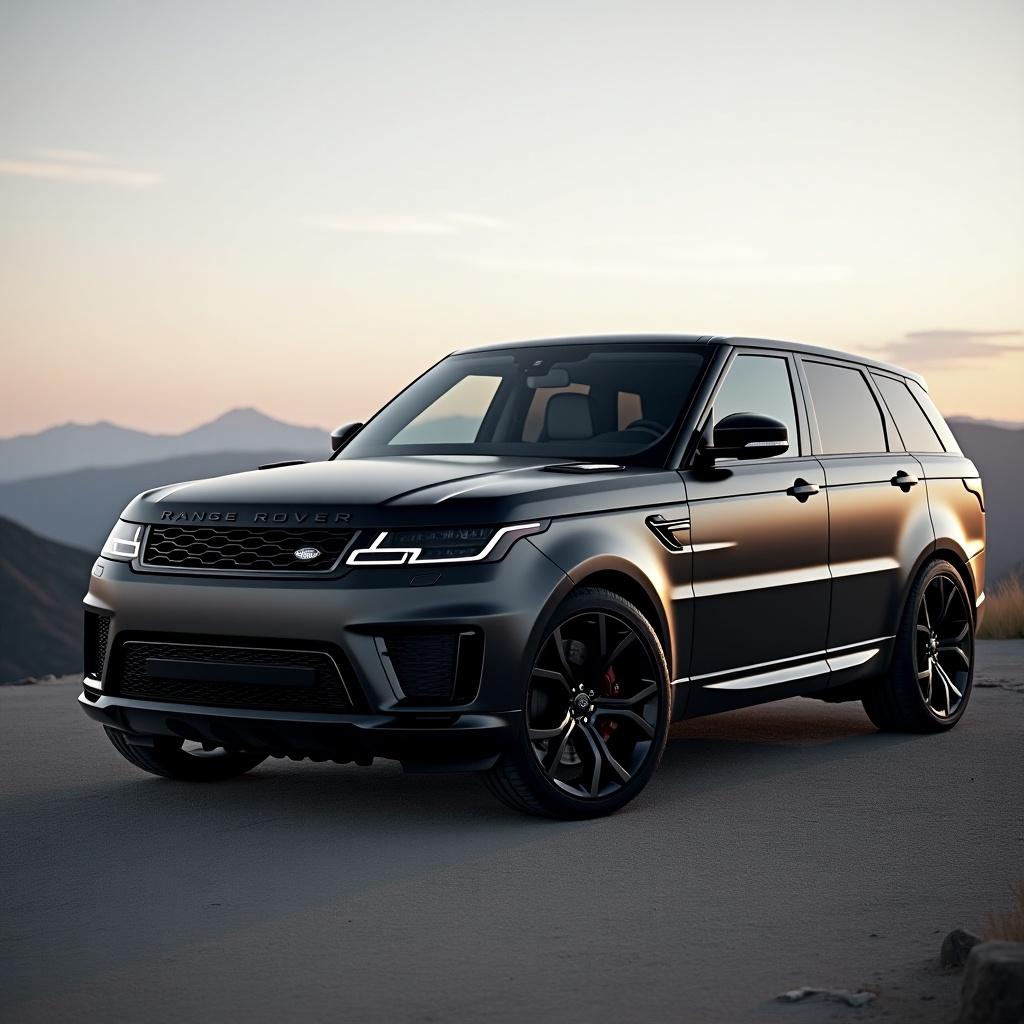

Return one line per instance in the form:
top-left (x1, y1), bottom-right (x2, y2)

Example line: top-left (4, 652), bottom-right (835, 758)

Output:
top-left (0, 517), bottom-right (93, 681)
top-left (0, 408), bottom-right (327, 484)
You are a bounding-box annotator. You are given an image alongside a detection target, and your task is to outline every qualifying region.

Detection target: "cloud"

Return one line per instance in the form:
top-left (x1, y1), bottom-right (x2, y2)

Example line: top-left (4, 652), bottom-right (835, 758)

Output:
top-left (884, 329), bottom-right (1024, 365)
top-left (443, 211), bottom-right (509, 230)
top-left (311, 211), bottom-right (507, 236)
top-left (467, 255), bottom-right (851, 286)
top-left (0, 150), bottom-right (162, 188)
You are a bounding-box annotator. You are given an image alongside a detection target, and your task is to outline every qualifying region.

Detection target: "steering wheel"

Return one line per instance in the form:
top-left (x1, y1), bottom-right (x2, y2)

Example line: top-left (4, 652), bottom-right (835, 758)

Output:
top-left (625, 418), bottom-right (668, 438)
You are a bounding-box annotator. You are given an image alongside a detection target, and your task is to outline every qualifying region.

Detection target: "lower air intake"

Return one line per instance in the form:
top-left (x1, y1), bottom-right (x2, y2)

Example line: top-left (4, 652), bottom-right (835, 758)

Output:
top-left (381, 630), bottom-right (483, 705)
top-left (112, 641), bottom-right (354, 713)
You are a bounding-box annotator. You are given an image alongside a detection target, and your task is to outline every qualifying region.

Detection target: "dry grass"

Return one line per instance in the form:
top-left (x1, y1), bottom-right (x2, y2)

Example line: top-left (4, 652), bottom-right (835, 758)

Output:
top-left (978, 574), bottom-right (1024, 639)
top-left (982, 882), bottom-right (1024, 942)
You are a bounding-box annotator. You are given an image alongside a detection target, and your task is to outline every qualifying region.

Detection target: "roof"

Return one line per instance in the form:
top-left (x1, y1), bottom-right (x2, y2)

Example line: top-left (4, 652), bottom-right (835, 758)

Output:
top-left (454, 334), bottom-right (926, 387)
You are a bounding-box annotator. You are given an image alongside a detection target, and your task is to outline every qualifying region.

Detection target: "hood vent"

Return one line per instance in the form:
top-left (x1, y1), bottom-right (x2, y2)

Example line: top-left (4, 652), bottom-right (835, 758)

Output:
top-left (542, 463), bottom-right (625, 474)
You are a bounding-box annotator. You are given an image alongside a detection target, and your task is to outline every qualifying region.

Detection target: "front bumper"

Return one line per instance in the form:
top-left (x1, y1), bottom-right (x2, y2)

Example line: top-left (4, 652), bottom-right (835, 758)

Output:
top-left (79, 691), bottom-right (518, 771)
top-left (81, 538), bottom-right (570, 770)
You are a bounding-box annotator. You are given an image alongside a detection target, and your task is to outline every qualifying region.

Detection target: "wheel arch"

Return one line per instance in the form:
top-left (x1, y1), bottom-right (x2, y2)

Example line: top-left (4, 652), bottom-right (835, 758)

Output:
top-left (569, 562), bottom-right (675, 676)
top-left (899, 543), bottom-right (979, 640)
top-left (930, 544), bottom-right (978, 620)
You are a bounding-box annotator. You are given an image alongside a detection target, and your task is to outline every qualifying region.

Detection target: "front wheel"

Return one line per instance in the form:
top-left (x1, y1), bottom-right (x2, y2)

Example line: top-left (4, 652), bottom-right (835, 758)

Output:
top-left (862, 559), bottom-right (975, 733)
top-left (481, 588), bottom-right (672, 819)
top-left (105, 728), bottom-right (267, 781)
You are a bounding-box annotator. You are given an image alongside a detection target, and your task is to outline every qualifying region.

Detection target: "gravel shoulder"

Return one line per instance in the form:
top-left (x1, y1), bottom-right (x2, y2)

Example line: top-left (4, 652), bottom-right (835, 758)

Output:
top-left (1, 641), bottom-right (1022, 1023)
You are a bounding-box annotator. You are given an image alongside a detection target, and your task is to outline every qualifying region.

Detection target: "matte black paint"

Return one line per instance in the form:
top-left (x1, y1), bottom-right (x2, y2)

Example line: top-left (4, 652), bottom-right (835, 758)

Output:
top-left (80, 334), bottom-right (985, 774)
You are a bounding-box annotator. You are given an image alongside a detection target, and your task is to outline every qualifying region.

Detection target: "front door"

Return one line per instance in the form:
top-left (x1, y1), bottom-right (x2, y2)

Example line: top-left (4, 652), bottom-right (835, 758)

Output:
top-left (680, 351), bottom-right (830, 697)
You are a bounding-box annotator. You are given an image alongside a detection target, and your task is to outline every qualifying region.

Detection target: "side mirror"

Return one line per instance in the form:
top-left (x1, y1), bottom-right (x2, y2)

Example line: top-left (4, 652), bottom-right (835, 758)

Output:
top-left (330, 421), bottom-right (363, 453)
top-left (700, 412), bottom-right (788, 462)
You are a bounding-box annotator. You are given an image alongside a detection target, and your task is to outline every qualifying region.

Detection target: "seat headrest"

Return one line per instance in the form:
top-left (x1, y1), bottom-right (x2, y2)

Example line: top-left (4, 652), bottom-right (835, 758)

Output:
top-left (545, 392), bottom-right (593, 440)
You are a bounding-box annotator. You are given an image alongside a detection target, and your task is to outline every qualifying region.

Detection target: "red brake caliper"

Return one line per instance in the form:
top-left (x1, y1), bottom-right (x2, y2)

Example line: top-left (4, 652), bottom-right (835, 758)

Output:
top-left (600, 666), bottom-right (620, 742)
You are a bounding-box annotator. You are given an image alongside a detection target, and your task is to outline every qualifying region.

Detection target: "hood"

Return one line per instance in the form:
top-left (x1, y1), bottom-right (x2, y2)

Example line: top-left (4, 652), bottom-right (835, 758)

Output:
top-left (122, 455), bottom-right (683, 529)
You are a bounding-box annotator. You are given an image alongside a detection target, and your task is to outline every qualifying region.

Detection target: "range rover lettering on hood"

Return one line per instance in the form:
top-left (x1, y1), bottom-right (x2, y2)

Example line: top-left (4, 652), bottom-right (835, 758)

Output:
top-left (158, 510), bottom-right (352, 524)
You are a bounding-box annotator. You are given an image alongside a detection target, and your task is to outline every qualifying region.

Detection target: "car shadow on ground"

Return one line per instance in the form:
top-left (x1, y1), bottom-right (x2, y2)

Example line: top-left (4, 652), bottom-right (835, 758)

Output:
top-left (0, 697), bottom-right (948, 1019)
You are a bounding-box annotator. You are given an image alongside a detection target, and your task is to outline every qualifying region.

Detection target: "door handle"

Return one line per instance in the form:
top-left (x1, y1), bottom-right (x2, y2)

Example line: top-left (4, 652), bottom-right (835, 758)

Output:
top-left (787, 478), bottom-right (820, 501)
top-left (891, 470), bottom-right (920, 491)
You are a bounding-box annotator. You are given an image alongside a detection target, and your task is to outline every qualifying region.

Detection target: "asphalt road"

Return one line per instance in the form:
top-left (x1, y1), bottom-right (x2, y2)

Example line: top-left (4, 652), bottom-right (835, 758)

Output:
top-left (2, 643), bottom-right (1022, 1024)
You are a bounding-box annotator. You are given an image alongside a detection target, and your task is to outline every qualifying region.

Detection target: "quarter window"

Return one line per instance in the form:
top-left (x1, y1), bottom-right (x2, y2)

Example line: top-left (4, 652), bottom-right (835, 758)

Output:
top-left (872, 374), bottom-right (944, 453)
top-left (713, 354), bottom-right (798, 456)
top-left (803, 361), bottom-right (887, 455)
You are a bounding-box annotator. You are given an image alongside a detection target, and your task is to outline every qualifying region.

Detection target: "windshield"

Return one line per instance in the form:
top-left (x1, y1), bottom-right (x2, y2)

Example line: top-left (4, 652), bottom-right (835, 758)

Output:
top-left (342, 341), bottom-right (710, 464)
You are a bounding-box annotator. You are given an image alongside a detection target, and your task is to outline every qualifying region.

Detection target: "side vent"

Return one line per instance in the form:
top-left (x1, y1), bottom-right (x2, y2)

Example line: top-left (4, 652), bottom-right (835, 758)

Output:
top-left (646, 514), bottom-right (691, 552)
top-left (377, 629), bottom-right (484, 705)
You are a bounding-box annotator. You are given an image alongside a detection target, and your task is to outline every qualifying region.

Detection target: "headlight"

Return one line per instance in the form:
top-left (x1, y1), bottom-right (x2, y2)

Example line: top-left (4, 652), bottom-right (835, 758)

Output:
top-left (100, 520), bottom-right (144, 561)
top-left (346, 523), bottom-right (543, 566)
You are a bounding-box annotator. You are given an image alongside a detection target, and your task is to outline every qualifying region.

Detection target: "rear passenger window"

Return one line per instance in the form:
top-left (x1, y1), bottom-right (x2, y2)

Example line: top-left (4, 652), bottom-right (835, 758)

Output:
top-left (803, 361), bottom-right (887, 455)
top-left (872, 374), bottom-right (944, 453)
top-left (713, 354), bottom-right (799, 456)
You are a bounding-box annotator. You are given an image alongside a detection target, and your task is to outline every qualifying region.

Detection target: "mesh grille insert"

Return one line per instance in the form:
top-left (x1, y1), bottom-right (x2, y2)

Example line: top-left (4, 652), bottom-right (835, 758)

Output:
top-left (84, 613), bottom-right (111, 679)
top-left (142, 525), bottom-right (353, 572)
top-left (113, 641), bottom-right (353, 712)
top-left (383, 630), bottom-right (483, 705)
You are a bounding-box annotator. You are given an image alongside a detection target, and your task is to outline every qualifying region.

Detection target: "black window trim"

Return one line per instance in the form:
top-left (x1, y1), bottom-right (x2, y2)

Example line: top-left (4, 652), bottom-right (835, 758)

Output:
top-left (869, 369), bottom-right (949, 455)
top-left (682, 345), bottom-right (810, 468)
top-left (796, 355), bottom-right (896, 459)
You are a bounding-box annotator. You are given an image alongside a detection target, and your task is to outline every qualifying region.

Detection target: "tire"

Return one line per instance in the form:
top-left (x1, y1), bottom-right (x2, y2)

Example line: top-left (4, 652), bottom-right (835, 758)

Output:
top-left (481, 587), bottom-right (672, 819)
top-left (104, 728), bottom-right (267, 781)
top-left (862, 559), bottom-right (975, 733)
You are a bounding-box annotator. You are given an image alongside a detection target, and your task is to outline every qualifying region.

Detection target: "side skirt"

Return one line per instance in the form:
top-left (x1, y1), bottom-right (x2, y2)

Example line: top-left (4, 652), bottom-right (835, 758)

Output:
top-left (672, 637), bottom-right (894, 719)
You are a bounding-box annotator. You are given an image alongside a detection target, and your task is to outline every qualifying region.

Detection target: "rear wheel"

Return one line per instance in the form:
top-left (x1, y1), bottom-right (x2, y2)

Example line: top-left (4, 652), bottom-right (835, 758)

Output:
top-left (482, 588), bottom-right (671, 818)
top-left (105, 728), bottom-right (267, 781)
top-left (862, 559), bottom-right (975, 733)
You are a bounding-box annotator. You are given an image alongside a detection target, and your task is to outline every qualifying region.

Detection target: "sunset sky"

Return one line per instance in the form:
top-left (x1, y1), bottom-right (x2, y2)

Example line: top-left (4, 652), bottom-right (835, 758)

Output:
top-left (2, 0), bottom-right (1022, 437)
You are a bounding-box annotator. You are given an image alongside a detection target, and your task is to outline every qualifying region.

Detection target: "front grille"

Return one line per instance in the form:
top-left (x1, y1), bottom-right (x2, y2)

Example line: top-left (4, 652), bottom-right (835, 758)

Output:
top-left (142, 525), bottom-right (353, 573)
top-left (113, 641), bottom-right (353, 712)
top-left (84, 613), bottom-right (111, 679)
top-left (382, 630), bottom-right (483, 704)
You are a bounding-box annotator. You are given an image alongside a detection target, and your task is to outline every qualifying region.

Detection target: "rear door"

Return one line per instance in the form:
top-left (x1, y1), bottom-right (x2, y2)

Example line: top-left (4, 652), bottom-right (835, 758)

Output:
top-left (680, 349), bottom-right (830, 689)
top-left (798, 358), bottom-right (934, 655)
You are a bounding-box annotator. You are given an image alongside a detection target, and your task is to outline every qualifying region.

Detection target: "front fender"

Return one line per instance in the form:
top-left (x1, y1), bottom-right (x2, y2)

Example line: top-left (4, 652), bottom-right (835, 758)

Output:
top-left (528, 508), bottom-right (686, 682)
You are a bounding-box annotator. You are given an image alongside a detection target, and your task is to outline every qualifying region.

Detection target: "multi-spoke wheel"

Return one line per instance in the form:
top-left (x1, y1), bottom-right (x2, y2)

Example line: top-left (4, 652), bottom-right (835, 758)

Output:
top-left (104, 728), bottom-right (267, 781)
top-left (863, 559), bottom-right (975, 733)
top-left (914, 572), bottom-right (972, 718)
top-left (482, 587), bottom-right (671, 818)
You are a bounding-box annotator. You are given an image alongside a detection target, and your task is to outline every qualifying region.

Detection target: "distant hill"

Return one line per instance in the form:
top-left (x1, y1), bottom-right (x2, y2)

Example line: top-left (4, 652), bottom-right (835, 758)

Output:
top-left (0, 451), bottom-right (314, 553)
top-left (949, 416), bottom-right (1023, 432)
top-left (0, 408), bottom-right (327, 484)
top-left (948, 420), bottom-right (1023, 586)
top-left (0, 518), bottom-right (93, 681)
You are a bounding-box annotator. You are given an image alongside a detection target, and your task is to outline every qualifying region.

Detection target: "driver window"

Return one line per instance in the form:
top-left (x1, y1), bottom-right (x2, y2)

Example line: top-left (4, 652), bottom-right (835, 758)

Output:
top-left (713, 354), bottom-right (798, 456)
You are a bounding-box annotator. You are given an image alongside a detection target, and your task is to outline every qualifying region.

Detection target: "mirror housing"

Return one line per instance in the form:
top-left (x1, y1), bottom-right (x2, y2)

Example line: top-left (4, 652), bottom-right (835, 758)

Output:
top-left (700, 412), bottom-right (789, 463)
top-left (330, 421), bottom-right (363, 453)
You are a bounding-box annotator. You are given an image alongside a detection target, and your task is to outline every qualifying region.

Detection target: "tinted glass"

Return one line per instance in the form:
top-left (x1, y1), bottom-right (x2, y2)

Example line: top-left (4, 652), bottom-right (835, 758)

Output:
top-left (872, 374), bottom-right (944, 453)
top-left (391, 375), bottom-right (502, 443)
top-left (343, 343), bottom-right (710, 463)
top-left (907, 379), bottom-right (960, 453)
top-left (803, 361), bottom-right (887, 454)
top-left (713, 354), bottom-right (798, 456)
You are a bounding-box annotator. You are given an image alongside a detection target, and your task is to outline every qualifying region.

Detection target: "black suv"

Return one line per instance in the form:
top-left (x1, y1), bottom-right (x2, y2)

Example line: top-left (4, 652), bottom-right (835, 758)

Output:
top-left (81, 336), bottom-right (986, 818)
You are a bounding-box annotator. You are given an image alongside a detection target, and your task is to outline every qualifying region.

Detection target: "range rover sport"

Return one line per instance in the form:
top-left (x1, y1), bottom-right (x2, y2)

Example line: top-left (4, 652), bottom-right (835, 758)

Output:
top-left (80, 335), bottom-right (986, 818)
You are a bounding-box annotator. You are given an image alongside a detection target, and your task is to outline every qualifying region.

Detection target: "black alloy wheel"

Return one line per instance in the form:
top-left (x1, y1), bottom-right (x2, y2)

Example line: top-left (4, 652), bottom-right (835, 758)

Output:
top-left (915, 572), bottom-right (972, 719)
top-left (862, 559), bottom-right (975, 733)
top-left (482, 587), bottom-right (671, 818)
